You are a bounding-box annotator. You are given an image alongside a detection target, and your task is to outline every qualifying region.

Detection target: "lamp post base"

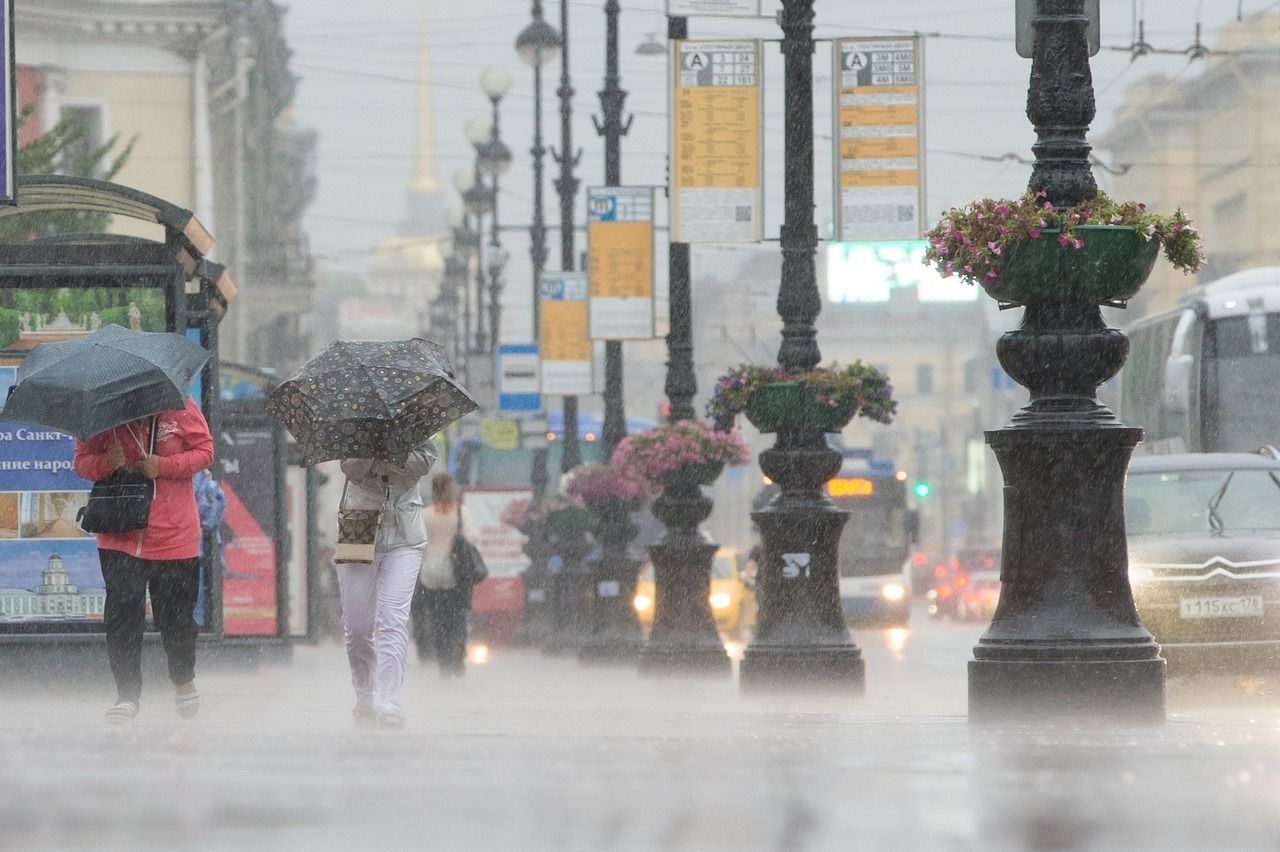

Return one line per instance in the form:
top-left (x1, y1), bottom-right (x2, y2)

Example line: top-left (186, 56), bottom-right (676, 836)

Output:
top-left (740, 644), bottom-right (865, 694)
top-left (638, 540), bottom-right (730, 677)
top-left (969, 655), bottom-right (1166, 722)
top-left (968, 421), bottom-right (1166, 722)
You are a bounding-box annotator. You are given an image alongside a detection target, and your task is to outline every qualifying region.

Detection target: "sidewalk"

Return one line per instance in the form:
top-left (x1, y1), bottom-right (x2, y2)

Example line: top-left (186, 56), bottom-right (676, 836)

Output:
top-left (1, 633), bottom-right (1279, 851)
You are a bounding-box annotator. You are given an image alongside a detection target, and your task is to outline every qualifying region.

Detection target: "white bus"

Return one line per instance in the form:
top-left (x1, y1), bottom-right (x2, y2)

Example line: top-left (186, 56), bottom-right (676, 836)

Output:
top-left (1121, 267), bottom-right (1280, 453)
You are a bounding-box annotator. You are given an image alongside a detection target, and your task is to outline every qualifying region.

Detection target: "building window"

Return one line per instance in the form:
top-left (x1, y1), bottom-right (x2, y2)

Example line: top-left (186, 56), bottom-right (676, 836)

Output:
top-left (59, 105), bottom-right (105, 176)
top-left (917, 364), bottom-right (934, 396)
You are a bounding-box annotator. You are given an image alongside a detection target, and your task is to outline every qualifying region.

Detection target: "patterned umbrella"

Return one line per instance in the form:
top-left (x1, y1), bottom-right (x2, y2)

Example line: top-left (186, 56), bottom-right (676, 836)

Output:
top-left (265, 338), bottom-right (477, 466)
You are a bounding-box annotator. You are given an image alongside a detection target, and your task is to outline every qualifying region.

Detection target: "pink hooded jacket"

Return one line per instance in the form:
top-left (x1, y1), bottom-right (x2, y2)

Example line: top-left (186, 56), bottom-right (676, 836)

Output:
top-left (73, 398), bottom-right (214, 561)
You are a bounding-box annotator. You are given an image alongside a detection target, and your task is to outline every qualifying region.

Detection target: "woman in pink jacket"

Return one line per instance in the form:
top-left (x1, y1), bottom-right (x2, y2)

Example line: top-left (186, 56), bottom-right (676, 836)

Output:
top-left (73, 398), bottom-right (214, 724)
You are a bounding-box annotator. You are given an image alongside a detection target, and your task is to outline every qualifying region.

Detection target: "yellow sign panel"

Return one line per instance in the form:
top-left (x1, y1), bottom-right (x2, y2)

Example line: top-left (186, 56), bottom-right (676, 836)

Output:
top-left (841, 169), bottom-right (920, 189)
top-left (672, 40), bottom-right (763, 243)
top-left (589, 221), bottom-right (652, 298)
top-left (538, 273), bottom-right (592, 396)
top-left (839, 137), bottom-right (919, 160)
top-left (828, 477), bottom-right (876, 498)
top-left (834, 37), bottom-right (924, 241)
top-left (479, 419), bottom-right (520, 451)
top-left (541, 300), bottom-right (590, 361)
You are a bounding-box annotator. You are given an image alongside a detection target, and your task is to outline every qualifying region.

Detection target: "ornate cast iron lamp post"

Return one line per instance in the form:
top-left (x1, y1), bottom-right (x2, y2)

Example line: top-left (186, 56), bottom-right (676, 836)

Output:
top-left (516, 1), bottom-right (561, 341)
top-left (478, 66), bottom-right (513, 355)
top-left (579, 0), bottom-right (643, 666)
top-left (738, 0), bottom-right (864, 693)
top-left (638, 13), bottom-right (730, 678)
top-left (967, 0), bottom-right (1165, 721)
top-left (515, 3), bottom-right (562, 648)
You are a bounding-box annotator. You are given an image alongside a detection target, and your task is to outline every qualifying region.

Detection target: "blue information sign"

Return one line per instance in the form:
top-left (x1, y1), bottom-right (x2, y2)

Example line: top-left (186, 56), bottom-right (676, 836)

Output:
top-left (497, 343), bottom-right (542, 413)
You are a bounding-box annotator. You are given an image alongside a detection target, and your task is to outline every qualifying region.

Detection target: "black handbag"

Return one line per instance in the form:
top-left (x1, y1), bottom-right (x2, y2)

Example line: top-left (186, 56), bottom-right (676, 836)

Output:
top-left (450, 503), bottom-right (489, 586)
top-left (77, 417), bottom-right (156, 535)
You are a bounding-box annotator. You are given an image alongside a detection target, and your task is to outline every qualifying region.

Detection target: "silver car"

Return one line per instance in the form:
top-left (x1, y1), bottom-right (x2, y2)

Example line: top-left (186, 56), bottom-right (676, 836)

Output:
top-left (1127, 452), bottom-right (1280, 673)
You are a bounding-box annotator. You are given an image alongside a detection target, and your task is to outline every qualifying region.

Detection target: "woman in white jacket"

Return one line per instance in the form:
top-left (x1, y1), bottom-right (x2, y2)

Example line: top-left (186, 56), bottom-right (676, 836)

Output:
top-left (338, 440), bottom-right (436, 730)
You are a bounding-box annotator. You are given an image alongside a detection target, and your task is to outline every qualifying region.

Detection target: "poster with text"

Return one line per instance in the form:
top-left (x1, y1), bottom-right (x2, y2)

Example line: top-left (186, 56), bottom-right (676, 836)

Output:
top-left (0, 290), bottom-right (167, 628)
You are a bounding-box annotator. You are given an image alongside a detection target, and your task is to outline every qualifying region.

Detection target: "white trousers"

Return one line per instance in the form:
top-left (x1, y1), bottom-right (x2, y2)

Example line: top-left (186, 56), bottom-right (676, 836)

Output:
top-left (336, 543), bottom-right (425, 717)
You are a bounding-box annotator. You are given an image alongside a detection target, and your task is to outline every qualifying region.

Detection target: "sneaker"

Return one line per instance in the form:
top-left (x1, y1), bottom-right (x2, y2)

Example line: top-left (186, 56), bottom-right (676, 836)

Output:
top-left (175, 683), bottom-right (200, 720)
top-left (377, 713), bottom-right (405, 731)
top-left (352, 703), bottom-right (377, 731)
top-left (106, 699), bottom-right (139, 724)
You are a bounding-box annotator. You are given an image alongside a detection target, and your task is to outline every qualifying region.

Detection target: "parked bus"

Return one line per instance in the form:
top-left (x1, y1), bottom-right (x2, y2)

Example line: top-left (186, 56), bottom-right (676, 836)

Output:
top-left (1122, 267), bottom-right (1280, 454)
top-left (830, 449), bottom-right (915, 627)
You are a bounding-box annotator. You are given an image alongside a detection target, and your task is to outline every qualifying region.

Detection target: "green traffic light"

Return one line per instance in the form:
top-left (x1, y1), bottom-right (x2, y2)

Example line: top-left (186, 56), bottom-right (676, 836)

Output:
top-left (913, 480), bottom-right (931, 499)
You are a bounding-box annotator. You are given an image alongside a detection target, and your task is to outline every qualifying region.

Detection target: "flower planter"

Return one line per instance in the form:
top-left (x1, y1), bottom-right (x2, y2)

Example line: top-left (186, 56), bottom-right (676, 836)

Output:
top-left (659, 461), bottom-right (725, 491)
top-left (981, 225), bottom-right (1160, 306)
top-left (744, 382), bottom-right (858, 435)
top-left (545, 506), bottom-right (596, 540)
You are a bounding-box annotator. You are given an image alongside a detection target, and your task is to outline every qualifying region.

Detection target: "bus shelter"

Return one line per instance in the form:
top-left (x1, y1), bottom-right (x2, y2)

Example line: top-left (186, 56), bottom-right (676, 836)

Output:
top-left (0, 175), bottom-right (253, 643)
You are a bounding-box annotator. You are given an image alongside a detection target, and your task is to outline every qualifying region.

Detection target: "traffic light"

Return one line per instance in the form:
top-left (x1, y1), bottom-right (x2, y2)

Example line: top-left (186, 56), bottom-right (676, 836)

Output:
top-left (913, 480), bottom-right (932, 499)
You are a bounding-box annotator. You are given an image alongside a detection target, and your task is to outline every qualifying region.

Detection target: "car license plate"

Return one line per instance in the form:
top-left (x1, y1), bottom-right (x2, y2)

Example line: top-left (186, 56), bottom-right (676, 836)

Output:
top-left (1179, 596), bottom-right (1264, 619)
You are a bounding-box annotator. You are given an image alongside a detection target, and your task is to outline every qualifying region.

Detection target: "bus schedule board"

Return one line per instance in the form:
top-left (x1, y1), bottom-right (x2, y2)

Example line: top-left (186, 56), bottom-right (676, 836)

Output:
top-left (539, 273), bottom-right (592, 396)
top-left (587, 186), bottom-right (655, 340)
top-left (671, 40), bottom-right (763, 244)
top-left (833, 37), bottom-right (925, 243)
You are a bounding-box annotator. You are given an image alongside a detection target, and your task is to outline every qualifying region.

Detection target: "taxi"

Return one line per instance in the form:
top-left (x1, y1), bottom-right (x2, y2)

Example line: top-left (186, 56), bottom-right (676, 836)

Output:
top-left (634, 547), bottom-right (757, 637)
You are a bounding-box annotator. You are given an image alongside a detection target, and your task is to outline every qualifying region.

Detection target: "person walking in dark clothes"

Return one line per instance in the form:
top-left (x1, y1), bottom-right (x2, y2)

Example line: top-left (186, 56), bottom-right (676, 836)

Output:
top-left (73, 398), bottom-right (214, 724)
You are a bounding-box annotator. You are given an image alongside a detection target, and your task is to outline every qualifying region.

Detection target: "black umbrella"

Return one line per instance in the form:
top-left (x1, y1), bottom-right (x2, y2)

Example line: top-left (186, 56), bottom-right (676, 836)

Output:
top-left (2, 325), bottom-right (209, 440)
top-left (265, 338), bottom-right (478, 466)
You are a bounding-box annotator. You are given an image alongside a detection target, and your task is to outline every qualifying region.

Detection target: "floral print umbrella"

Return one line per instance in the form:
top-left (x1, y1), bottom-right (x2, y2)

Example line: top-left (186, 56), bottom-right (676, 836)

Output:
top-left (265, 338), bottom-right (477, 466)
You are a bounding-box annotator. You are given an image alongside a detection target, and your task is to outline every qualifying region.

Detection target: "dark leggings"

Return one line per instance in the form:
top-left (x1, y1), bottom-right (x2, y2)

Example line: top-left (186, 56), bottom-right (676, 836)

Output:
top-left (423, 587), bottom-right (469, 674)
top-left (100, 550), bottom-right (199, 702)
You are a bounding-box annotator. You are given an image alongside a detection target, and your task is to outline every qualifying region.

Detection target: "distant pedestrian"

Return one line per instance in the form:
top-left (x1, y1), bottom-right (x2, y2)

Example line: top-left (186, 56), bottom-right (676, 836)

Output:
top-left (419, 473), bottom-right (475, 678)
top-left (192, 469), bottom-right (226, 627)
top-left (337, 442), bottom-right (436, 730)
top-left (73, 398), bottom-right (214, 724)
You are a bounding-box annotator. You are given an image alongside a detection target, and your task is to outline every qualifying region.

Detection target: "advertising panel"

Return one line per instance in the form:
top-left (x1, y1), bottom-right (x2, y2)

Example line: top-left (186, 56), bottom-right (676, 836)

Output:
top-left (834, 37), bottom-right (925, 242)
top-left (672, 40), bottom-right (763, 244)
top-left (464, 490), bottom-right (531, 579)
top-left (826, 241), bottom-right (976, 303)
top-left (0, 289), bottom-right (166, 630)
top-left (538, 273), bottom-right (592, 396)
top-left (218, 422), bottom-right (280, 637)
top-left (587, 186), bottom-right (655, 340)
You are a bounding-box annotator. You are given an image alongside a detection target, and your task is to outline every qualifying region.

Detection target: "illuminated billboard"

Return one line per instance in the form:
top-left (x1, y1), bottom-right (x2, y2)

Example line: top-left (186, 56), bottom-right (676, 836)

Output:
top-left (826, 240), bottom-right (977, 303)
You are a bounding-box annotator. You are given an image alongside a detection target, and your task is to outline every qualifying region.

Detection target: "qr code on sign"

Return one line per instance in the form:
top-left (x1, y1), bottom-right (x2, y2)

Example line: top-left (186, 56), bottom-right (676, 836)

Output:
top-left (735, 205), bottom-right (753, 222)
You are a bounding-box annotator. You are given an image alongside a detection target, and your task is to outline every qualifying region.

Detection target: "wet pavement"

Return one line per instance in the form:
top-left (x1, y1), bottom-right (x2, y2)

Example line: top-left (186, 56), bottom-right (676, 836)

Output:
top-left (3, 616), bottom-right (1280, 851)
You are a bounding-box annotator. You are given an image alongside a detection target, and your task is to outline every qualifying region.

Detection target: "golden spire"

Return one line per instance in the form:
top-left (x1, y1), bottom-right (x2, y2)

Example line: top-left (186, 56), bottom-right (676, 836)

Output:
top-left (412, 0), bottom-right (440, 194)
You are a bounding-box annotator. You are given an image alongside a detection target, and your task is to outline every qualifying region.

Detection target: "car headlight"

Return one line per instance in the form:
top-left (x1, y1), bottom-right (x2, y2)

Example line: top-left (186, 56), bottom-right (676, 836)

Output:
top-left (881, 583), bottom-right (907, 602)
top-left (633, 594), bottom-right (653, 613)
top-left (710, 592), bottom-right (732, 610)
top-left (1128, 562), bottom-right (1154, 581)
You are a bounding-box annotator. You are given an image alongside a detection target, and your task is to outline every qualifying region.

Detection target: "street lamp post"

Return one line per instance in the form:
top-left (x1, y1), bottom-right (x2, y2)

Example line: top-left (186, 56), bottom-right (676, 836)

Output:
top-left (738, 0), bottom-right (864, 692)
top-left (516, 1), bottom-right (560, 341)
top-left (638, 13), bottom-right (730, 678)
top-left (967, 0), bottom-right (1165, 721)
top-left (579, 0), bottom-right (642, 666)
top-left (459, 150), bottom-right (494, 357)
top-left (515, 1), bottom-right (562, 650)
top-left (551, 0), bottom-right (583, 474)
top-left (479, 66), bottom-right (514, 354)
